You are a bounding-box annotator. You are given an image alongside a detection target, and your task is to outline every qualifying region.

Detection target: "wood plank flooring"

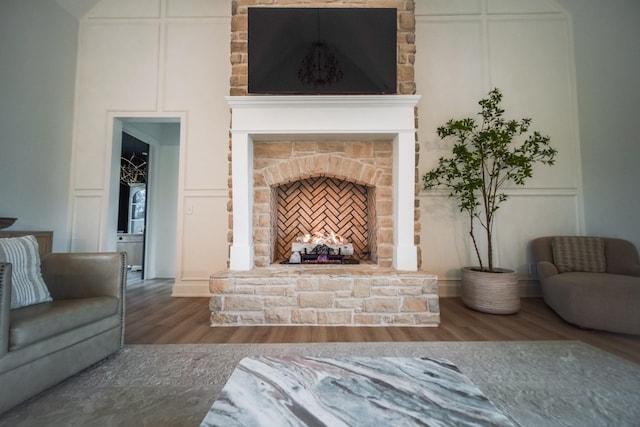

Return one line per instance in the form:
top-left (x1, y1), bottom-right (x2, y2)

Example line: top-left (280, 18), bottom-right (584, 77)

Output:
top-left (124, 274), bottom-right (640, 364)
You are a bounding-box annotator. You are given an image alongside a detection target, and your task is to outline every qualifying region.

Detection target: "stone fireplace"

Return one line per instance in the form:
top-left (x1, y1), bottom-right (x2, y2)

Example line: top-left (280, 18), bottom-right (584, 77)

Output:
top-left (209, 0), bottom-right (439, 327)
top-left (209, 96), bottom-right (439, 327)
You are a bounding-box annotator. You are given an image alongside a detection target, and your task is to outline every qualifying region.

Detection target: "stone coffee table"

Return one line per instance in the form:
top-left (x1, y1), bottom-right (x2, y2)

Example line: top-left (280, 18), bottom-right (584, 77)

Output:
top-left (200, 356), bottom-right (515, 427)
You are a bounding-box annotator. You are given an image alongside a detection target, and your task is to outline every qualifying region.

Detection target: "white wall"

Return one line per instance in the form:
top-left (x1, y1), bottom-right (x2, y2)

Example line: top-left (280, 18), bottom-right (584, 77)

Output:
top-left (556, 0), bottom-right (640, 252)
top-left (0, 0), bottom-right (78, 251)
top-left (69, 0), bottom-right (231, 294)
top-left (151, 143), bottom-right (180, 277)
top-left (415, 0), bottom-right (583, 295)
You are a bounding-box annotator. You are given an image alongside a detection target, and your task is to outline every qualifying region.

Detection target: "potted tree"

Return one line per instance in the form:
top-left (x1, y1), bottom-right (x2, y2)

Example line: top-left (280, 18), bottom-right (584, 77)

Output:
top-left (422, 88), bottom-right (557, 314)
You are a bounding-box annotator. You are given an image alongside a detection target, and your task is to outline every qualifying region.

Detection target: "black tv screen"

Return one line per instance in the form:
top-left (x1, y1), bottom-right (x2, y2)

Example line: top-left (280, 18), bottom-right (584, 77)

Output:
top-left (248, 8), bottom-right (397, 95)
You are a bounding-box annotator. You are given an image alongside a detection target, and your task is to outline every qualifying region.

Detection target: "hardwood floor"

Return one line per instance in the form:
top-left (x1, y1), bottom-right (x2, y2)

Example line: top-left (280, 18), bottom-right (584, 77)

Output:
top-left (124, 274), bottom-right (640, 364)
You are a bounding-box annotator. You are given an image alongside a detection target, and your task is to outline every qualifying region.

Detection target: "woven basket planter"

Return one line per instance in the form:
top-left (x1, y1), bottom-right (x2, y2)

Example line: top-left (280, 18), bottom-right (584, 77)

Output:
top-left (461, 267), bottom-right (520, 314)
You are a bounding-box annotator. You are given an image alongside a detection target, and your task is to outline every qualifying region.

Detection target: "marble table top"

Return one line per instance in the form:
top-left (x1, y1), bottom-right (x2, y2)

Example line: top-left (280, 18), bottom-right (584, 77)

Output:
top-left (201, 356), bottom-right (516, 427)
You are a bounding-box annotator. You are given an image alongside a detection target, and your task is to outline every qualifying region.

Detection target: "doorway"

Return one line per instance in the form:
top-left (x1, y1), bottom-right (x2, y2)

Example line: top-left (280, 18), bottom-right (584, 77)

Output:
top-left (117, 132), bottom-right (149, 277)
top-left (111, 117), bottom-right (181, 280)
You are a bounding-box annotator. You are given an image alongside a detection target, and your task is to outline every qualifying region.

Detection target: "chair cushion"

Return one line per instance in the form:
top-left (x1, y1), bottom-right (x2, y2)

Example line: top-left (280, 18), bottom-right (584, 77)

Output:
top-left (8, 296), bottom-right (119, 350)
top-left (551, 236), bottom-right (606, 273)
top-left (0, 235), bottom-right (52, 308)
top-left (541, 272), bottom-right (640, 334)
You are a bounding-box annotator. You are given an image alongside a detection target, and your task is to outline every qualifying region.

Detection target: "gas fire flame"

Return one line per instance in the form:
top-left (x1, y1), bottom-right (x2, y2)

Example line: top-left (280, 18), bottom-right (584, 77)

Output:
top-left (297, 231), bottom-right (346, 245)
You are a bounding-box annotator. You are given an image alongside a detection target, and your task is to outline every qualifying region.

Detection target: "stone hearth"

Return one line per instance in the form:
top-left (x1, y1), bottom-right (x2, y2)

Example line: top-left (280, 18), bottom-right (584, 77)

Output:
top-left (210, 266), bottom-right (438, 326)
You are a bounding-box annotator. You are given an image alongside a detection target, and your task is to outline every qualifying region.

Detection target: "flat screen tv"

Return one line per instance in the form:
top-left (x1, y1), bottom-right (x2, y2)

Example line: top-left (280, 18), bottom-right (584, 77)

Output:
top-left (248, 8), bottom-right (397, 95)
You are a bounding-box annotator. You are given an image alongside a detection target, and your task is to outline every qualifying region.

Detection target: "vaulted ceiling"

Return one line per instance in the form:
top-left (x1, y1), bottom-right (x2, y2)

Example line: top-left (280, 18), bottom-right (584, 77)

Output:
top-left (55, 0), bottom-right (101, 19)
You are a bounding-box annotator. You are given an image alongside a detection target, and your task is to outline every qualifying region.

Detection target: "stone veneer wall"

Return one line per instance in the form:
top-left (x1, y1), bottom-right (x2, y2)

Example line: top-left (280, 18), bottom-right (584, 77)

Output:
top-left (229, 0), bottom-right (417, 96)
top-left (253, 140), bottom-right (393, 267)
top-left (227, 0), bottom-right (421, 266)
top-left (212, 0), bottom-right (438, 327)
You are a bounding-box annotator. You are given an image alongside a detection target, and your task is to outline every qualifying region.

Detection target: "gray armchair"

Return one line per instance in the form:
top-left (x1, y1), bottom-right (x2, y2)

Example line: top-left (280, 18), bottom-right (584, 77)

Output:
top-left (0, 252), bottom-right (126, 414)
top-left (531, 236), bottom-right (640, 335)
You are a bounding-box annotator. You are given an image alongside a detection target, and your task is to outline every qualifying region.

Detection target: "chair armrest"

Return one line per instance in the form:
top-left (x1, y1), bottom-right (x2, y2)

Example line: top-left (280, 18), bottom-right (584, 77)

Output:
top-left (618, 265), bottom-right (640, 277)
top-left (0, 263), bottom-right (11, 357)
top-left (605, 238), bottom-right (640, 275)
top-left (537, 261), bottom-right (558, 281)
top-left (41, 252), bottom-right (127, 300)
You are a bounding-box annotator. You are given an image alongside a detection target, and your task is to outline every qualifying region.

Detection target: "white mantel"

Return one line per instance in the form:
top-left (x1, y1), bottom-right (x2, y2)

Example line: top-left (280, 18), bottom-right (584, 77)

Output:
top-left (226, 95), bottom-right (421, 271)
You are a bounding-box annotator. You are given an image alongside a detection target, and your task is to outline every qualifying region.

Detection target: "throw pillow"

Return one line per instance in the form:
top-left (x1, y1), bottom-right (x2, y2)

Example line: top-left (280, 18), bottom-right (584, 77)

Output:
top-left (0, 235), bottom-right (53, 309)
top-left (551, 236), bottom-right (606, 273)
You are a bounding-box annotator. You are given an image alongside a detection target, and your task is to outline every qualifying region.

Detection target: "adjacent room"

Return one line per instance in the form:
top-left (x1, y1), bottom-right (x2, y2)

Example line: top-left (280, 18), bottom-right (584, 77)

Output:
top-left (1, 0), bottom-right (639, 425)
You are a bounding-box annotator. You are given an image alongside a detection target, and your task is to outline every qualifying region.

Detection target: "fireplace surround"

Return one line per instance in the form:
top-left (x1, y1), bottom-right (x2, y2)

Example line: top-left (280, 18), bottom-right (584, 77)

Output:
top-left (227, 95), bottom-right (421, 271)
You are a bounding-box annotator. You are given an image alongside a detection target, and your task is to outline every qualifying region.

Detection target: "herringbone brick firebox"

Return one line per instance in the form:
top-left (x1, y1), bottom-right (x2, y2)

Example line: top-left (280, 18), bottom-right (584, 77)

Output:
top-left (275, 176), bottom-right (374, 262)
top-left (254, 140), bottom-right (391, 267)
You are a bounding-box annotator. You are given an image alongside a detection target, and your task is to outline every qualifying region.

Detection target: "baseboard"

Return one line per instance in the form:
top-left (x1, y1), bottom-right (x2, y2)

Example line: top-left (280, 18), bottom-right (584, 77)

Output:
top-left (437, 280), bottom-right (462, 297)
top-left (171, 281), bottom-right (211, 297)
top-left (519, 280), bottom-right (543, 297)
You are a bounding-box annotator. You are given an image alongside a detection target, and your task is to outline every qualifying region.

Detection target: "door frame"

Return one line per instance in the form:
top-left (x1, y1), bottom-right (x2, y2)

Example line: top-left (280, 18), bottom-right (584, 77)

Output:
top-left (108, 114), bottom-right (183, 279)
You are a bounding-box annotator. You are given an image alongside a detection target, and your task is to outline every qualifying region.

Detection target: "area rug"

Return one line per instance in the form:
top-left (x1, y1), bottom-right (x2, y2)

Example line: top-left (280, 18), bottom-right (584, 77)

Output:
top-left (0, 341), bottom-right (638, 427)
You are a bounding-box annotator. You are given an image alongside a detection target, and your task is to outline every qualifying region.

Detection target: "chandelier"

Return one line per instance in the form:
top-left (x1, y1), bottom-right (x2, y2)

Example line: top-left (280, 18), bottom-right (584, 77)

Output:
top-left (297, 10), bottom-right (343, 87)
top-left (120, 153), bottom-right (147, 185)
